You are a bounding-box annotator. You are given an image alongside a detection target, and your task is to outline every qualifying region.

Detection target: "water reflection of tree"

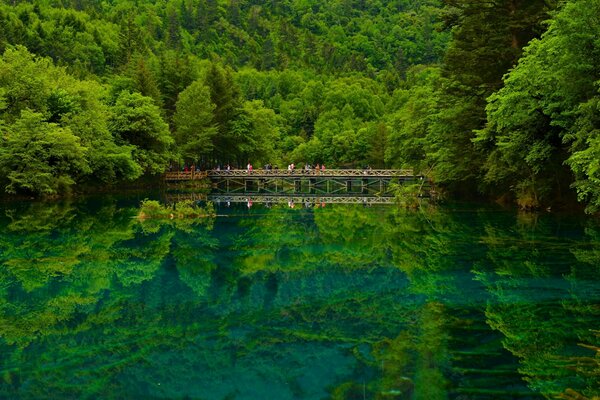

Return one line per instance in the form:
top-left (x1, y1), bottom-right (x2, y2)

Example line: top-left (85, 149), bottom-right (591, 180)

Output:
top-left (0, 201), bottom-right (598, 399)
top-left (205, 204), bottom-right (455, 398)
top-left (0, 200), bottom-right (217, 398)
top-left (0, 202), bottom-right (135, 347)
top-left (475, 212), bottom-right (600, 399)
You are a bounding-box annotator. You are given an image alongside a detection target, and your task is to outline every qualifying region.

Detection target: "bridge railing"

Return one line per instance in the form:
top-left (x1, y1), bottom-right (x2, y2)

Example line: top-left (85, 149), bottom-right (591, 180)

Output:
top-left (165, 169), bottom-right (416, 181)
top-left (164, 171), bottom-right (208, 181)
top-left (207, 169), bottom-right (414, 177)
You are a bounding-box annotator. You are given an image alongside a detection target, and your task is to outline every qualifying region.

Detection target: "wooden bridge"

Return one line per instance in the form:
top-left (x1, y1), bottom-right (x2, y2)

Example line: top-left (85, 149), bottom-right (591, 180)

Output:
top-left (164, 169), bottom-right (420, 195)
top-left (164, 169), bottom-right (415, 180)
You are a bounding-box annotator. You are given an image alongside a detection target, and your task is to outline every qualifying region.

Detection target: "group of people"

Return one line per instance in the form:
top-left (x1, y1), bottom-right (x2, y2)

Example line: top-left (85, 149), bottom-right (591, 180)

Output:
top-left (172, 162), bottom-right (328, 173)
top-left (287, 163), bottom-right (326, 172)
top-left (170, 164), bottom-right (201, 172)
top-left (227, 162), bottom-right (328, 172)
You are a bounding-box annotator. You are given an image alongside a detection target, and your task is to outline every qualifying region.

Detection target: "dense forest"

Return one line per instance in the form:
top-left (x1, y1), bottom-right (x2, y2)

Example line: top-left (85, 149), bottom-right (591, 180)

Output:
top-left (0, 0), bottom-right (599, 212)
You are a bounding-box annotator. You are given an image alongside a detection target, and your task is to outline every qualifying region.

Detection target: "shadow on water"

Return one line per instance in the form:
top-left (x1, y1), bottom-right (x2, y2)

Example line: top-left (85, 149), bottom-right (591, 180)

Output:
top-left (0, 195), bottom-right (598, 399)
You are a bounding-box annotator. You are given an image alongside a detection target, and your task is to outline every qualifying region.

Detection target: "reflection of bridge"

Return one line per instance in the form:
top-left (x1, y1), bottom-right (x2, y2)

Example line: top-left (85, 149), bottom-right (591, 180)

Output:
top-left (164, 192), bottom-right (396, 205)
top-left (165, 169), bottom-right (421, 195)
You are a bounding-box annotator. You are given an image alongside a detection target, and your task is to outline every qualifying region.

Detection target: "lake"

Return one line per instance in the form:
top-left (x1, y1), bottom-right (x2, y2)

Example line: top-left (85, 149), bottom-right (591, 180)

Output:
top-left (0, 195), bottom-right (598, 399)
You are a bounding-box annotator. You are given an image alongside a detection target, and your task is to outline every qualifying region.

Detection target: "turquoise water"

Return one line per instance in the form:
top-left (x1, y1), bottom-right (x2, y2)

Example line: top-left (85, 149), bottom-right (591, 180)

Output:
top-left (0, 196), bottom-right (598, 399)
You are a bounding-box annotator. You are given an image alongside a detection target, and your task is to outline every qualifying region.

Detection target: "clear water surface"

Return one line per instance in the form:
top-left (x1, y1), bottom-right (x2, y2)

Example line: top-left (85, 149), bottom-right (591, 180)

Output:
top-left (0, 195), bottom-right (598, 399)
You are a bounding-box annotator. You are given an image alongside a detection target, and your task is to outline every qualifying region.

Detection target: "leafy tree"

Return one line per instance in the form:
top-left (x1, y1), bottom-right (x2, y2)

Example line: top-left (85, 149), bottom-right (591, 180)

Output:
top-left (0, 110), bottom-right (89, 195)
top-left (62, 86), bottom-right (142, 183)
top-left (173, 79), bottom-right (216, 162)
top-left (109, 91), bottom-right (173, 174)
top-left (204, 62), bottom-right (243, 163)
top-left (240, 99), bottom-right (282, 165)
top-left (476, 0), bottom-right (600, 211)
top-left (385, 66), bottom-right (440, 172)
top-left (0, 46), bottom-right (143, 191)
top-left (157, 50), bottom-right (197, 117)
top-left (426, 0), bottom-right (555, 192)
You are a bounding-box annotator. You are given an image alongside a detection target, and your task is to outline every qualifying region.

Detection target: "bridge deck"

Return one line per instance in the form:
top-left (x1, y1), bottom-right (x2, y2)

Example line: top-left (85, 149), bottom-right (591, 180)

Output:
top-left (164, 169), bottom-right (416, 181)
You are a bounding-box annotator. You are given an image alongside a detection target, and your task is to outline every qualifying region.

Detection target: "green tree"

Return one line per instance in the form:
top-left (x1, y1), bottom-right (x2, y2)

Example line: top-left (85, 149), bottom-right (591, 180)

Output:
top-left (173, 79), bottom-right (216, 162)
top-left (426, 0), bottom-right (555, 192)
top-left (241, 99), bottom-right (282, 165)
top-left (0, 110), bottom-right (89, 195)
top-left (204, 62), bottom-right (243, 163)
top-left (109, 91), bottom-right (173, 174)
top-left (476, 0), bottom-right (600, 211)
top-left (385, 66), bottom-right (440, 172)
top-left (61, 82), bottom-right (142, 183)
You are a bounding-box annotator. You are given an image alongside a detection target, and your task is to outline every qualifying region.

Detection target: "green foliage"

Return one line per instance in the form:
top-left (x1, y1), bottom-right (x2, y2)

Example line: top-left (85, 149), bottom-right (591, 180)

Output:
top-left (109, 91), bottom-right (173, 174)
top-left (0, 46), bottom-right (146, 195)
top-left (1, 0), bottom-right (600, 213)
top-left (240, 99), bottom-right (282, 165)
top-left (138, 199), bottom-right (215, 219)
top-left (204, 63), bottom-right (244, 163)
top-left (426, 0), bottom-right (554, 190)
top-left (0, 110), bottom-right (89, 195)
top-left (385, 66), bottom-right (440, 172)
top-left (392, 182), bottom-right (426, 209)
top-left (477, 0), bottom-right (600, 211)
top-left (0, 0), bottom-right (451, 193)
top-left (173, 79), bottom-right (216, 161)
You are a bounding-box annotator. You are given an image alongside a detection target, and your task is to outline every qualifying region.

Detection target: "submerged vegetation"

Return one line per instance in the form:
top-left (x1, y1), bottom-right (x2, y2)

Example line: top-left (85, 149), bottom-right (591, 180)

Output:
top-left (0, 0), bottom-right (598, 212)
